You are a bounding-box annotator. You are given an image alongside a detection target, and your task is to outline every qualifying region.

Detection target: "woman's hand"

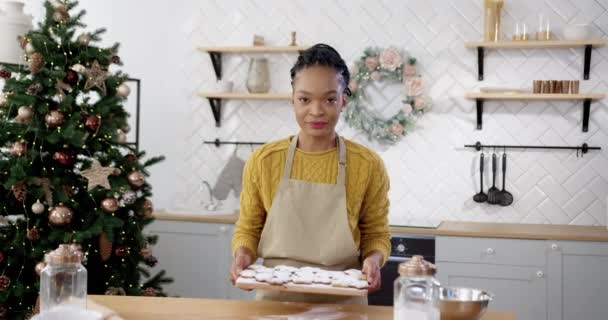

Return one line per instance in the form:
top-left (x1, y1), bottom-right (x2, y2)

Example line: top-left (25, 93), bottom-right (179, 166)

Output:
top-left (230, 247), bottom-right (255, 285)
top-left (362, 251), bottom-right (383, 293)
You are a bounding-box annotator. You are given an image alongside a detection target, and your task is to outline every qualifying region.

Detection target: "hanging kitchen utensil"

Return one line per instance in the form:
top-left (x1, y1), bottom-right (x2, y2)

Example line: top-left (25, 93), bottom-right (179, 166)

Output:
top-left (487, 151), bottom-right (501, 204)
top-left (473, 152), bottom-right (488, 203)
top-left (499, 151), bottom-right (514, 206)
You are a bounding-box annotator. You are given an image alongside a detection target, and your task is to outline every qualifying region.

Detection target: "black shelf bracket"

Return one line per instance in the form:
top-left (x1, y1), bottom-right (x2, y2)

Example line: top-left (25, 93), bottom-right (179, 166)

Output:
top-left (477, 47), bottom-right (484, 81)
top-left (208, 98), bottom-right (222, 127)
top-left (583, 45), bottom-right (592, 80)
top-left (209, 52), bottom-right (222, 80)
top-left (582, 98), bottom-right (591, 132)
top-left (476, 99), bottom-right (484, 130)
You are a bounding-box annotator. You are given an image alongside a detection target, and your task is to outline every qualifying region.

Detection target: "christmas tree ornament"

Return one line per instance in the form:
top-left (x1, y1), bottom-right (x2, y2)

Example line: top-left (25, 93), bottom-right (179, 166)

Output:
top-left (116, 83), bottom-right (130, 98)
top-left (114, 245), bottom-right (128, 257)
top-left (143, 287), bottom-right (156, 297)
top-left (11, 182), bottom-right (27, 201)
top-left (35, 261), bottom-right (46, 275)
top-left (77, 33), bottom-right (91, 45)
top-left (45, 110), bottom-right (65, 128)
top-left (10, 140), bottom-right (27, 157)
top-left (52, 5), bottom-right (70, 23)
top-left (144, 256), bottom-right (158, 267)
top-left (140, 247), bottom-right (152, 258)
top-left (125, 154), bottom-right (137, 162)
top-left (122, 190), bottom-right (137, 205)
top-left (32, 200), bottom-right (45, 214)
top-left (53, 150), bottom-right (76, 167)
top-left (48, 204), bottom-right (73, 226)
top-left (105, 287), bottom-right (126, 296)
top-left (55, 79), bottom-right (72, 101)
top-left (28, 53), bottom-right (44, 74)
top-left (27, 228), bottom-right (40, 241)
top-left (26, 83), bottom-right (43, 95)
top-left (80, 159), bottom-right (115, 190)
top-left (127, 171), bottom-right (145, 187)
top-left (0, 275), bottom-right (10, 291)
top-left (32, 177), bottom-right (54, 207)
top-left (117, 129), bottom-right (127, 144)
top-left (0, 252), bottom-right (4, 264)
top-left (0, 69), bottom-right (11, 79)
top-left (84, 61), bottom-right (108, 95)
top-left (83, 114), bottom-right (101, 132)
top-left (0, 305), bottom-right (5, 316)
top-left (142, 199), bottom-right (154, 218)
top-left (111, 55), bottom-right (123, 65)
top-left (71, 64), bottom-right (86, 74)
top-left (25, 42), bottom-right (35, 54)
top-left (16, 106), bottom-right (33, 123)
top-left (63, 69), bottom-right (79, 86)
top-left (99, 232), bottom-right (112, 261)
top-left (0, 93), bottom-right (7, 107)
top-left (121, 124), bottom-right (131, 133)
top-left (101, 198), bottom-right (119, 213)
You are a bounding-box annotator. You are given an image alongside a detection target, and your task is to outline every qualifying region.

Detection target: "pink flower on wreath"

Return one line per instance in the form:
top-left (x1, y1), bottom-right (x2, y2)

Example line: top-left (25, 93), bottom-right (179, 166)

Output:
top-left (389, 123), bottom-right (404, 135)
top-left (379, 47), bottom-right (403, 71)
top-left (403, 103), bottom-right (413, 115)
top-left (403, 64), bottom-right (417, 77)
top-left (370, 71), bottom-right (381, 81)
top-left (348, 79), bottom-right (358, 93)
top-left (414, 97), bottom-right (428, 110)
top-left (406, 77), bottom-right (424, 97)
top-left (365, 56), bottom-right (379, 71)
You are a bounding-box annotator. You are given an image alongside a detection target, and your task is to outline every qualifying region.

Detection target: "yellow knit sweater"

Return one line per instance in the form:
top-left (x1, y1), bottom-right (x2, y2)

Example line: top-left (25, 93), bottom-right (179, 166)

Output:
top-left (232, 136), bottom-right (391, 265)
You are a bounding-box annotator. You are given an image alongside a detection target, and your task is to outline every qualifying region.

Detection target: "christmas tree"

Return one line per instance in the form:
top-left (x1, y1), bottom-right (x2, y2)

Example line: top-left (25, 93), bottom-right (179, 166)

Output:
top-left (0, 1), bottom-right (171, 318)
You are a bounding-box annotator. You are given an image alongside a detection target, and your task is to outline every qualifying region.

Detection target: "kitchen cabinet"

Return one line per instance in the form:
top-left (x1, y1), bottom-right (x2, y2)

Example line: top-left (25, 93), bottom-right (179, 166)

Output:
top-left (146, 220), bottom-right (254, 300)
top-left (547, 241), bottom-right (608, 320)
top-left (436, 236), bottom-right (547, 320)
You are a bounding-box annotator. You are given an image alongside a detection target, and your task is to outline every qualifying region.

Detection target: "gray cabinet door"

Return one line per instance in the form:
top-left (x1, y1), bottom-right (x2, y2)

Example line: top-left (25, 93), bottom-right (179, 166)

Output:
top-left (548, 241), bottom-right (608, 320)
top-left (147, 220), bottom-right (233, 298)
top-left (436, 262), bottom-right (547, 320)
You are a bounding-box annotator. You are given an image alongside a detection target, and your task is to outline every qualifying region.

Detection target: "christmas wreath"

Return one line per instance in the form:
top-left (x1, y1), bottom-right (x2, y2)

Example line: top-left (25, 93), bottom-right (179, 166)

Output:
top-left (344, 47), bottom-right (432, 145)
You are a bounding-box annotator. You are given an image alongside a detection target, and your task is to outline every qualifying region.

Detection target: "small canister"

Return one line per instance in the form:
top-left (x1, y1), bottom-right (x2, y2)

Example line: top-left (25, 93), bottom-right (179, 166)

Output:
top-left (40, 244), bottom-right (88, 313)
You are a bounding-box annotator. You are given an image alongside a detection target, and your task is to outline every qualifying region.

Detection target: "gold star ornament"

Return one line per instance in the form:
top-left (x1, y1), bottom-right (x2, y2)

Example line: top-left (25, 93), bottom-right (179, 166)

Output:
top-left (84, 60), bottom-right (108, 95)
top-left (80, 159), bottom-right (116, 190)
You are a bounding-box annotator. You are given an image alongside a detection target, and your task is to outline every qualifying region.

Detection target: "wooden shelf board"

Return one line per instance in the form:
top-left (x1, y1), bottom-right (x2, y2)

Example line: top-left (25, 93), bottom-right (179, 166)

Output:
top-left (199, 92), bottom-right (291, 100)
top-left (465, 39), bottom-right (608, 49)
top-left (198, 46), bottom-right (308, 53)
top-left (465, 93), bottom-right (606, 100)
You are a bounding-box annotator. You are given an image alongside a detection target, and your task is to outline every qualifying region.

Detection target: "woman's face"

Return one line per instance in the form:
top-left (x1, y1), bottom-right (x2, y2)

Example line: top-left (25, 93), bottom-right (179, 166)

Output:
top-left (292, 65), bottom-right (347, 139)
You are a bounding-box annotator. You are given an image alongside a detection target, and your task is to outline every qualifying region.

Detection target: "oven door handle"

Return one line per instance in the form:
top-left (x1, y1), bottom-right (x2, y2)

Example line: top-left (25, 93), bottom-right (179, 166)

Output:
top-left (387, 256), bottom-right (411, 263)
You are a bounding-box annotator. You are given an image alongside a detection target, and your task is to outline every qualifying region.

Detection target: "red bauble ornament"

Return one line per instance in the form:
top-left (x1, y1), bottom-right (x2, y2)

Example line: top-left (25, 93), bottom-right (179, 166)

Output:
top-left (125, 154), bottom-right (137, 162)
top-left (53, 150), bottom-right (76, 167)
top-left (27, 228), bottom-right (40, 241)
top-left (0, 252), bottom-right (4, 264)
top-left (143, 287), bottom-right (157, 297)
top-left (0, 275), bottom-right (10, 291)
top-left (84, 114), bottom-right (101, 132)
top-left (0, 69), bottom-right (10, 79)
top-left (63, 69), bottom-right (79, 86)
top-left (114, 245), bottom-right (128, 257)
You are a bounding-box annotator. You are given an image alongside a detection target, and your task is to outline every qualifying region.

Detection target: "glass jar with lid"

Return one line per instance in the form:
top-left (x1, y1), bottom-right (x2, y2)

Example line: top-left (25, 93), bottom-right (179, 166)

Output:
top-left (40, 244), bottom-right (87, 313)
top-left (394, 255), bottom-right (440, 320)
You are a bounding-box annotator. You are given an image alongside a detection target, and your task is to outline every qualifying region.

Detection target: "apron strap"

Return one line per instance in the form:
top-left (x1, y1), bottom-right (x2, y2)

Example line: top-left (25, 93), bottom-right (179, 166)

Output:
top-left (283, 134), bottom-right (347, 186)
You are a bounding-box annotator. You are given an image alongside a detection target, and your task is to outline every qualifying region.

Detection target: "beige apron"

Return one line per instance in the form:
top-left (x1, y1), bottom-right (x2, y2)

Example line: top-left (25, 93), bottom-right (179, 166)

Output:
top-left (256, 134), bottom-right (367, 305)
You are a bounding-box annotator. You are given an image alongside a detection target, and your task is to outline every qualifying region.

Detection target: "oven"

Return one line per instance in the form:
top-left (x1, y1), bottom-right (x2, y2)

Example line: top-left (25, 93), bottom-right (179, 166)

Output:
top-left (368, 234), bottom-right (435, 306)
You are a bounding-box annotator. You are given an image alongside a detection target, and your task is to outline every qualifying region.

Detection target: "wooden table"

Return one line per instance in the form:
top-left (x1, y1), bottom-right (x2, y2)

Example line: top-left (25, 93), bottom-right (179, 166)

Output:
top-left (90, 295), bottom-right (515, 320)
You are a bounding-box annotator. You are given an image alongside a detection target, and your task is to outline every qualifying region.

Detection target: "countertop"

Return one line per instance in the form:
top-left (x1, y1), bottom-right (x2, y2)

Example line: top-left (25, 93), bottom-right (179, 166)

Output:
top-left (89, 295), bottom-right (514, 320)
top-left (153, 211), bottom-right (608, 242)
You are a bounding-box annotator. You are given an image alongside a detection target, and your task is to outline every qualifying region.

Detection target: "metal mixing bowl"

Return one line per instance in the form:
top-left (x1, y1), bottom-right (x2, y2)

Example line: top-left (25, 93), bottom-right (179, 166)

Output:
top-left (439, 287), bottom-right (493, 320)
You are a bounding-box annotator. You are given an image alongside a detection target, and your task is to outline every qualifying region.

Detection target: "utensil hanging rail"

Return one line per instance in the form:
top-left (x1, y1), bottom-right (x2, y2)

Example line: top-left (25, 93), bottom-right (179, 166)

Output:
top-left (204, 138), bottom-right (266, 148)
top-left (465, 141), bottom-right (601, 154)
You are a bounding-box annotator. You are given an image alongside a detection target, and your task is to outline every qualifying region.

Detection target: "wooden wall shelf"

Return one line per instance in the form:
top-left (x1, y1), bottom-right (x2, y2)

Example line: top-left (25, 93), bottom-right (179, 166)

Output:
top-left (465, 92), bottom-right (606, 132)
top-left (198, 92), bottom-right (291, 127)
top-left (199, 46), bottom-right (307, 80)
top-left (465, 39), bottom-right (608, 80)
